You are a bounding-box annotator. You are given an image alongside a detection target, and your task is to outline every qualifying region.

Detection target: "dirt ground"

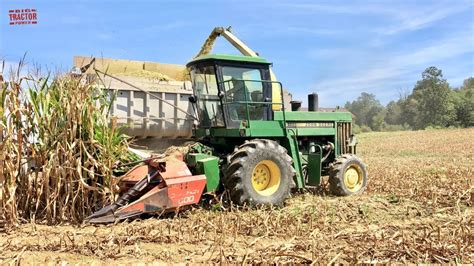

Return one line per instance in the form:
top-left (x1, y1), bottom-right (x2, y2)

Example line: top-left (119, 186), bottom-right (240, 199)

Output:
top-left (1, 128), bottom-right (473, 264)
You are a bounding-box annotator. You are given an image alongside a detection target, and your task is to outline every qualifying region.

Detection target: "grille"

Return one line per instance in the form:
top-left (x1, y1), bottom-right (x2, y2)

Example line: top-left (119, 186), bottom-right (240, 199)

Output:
top-left (338, 122), bottom-right (353, 154)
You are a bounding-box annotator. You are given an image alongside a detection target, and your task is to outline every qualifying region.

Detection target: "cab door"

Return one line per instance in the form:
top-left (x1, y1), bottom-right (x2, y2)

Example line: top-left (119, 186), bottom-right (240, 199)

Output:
top-left (217, 63), bottom-right (272, 128)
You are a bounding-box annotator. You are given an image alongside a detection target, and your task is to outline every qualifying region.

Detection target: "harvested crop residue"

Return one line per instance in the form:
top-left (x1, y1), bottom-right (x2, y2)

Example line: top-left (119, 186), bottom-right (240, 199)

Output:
top-left (160, 142), bottom-right (197, 162)
top-left (115, 70), bottom-right (173, 81)
top-left (163, 142), bottom-right (196, 157)
top-left (1, 128), bottom-right (473, 264)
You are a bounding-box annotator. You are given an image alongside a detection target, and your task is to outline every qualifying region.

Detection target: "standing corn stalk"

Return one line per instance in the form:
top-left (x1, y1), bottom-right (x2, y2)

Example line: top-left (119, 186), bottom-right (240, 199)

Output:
top-left (0, 70), bottom-right (24, 224)
top-left (0, 64), bottom-right (135, 225)
top-left (0, 73), bottom-right (6, 225)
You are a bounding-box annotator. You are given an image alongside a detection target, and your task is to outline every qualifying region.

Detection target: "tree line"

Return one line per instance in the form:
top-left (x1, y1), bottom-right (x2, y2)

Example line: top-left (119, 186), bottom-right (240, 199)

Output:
top-left (344, 66), bottom-right (473, 132)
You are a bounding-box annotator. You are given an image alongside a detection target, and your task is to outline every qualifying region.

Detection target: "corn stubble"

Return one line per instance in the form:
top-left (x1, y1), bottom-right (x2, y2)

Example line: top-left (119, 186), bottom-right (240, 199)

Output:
top-left (0, 65), bottom-right (132, 225)
top-left (1, 130), bottom-right (471, 263)
top-left (0, 65), bottom-right (472, 263)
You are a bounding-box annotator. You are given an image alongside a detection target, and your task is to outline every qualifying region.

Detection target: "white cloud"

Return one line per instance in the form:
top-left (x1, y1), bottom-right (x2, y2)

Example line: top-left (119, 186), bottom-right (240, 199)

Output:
top-left (312, 30), bottom-right (474, 104)
top-left (377, 3), bottom-right (473, 35)
top-left (279, 26), bottom-right (344, 36)
top-left (277, 2), bottom-right (397, 16)
top-left (308, 48), bottom-right (353, 60)
top-left (278, 1), bottom-right (473, 35)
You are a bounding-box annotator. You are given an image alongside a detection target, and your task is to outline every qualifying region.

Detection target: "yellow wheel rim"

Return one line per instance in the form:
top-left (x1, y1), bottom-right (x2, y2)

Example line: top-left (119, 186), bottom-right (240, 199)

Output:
top-left (251, 160), bottom-right (281, 196)
top-left (344, 165), bottom-right (364, 192)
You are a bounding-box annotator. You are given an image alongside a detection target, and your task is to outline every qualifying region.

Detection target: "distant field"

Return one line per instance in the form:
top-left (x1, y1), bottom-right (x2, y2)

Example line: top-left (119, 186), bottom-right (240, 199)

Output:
top-left (1, 128), bottom-right (472, 264)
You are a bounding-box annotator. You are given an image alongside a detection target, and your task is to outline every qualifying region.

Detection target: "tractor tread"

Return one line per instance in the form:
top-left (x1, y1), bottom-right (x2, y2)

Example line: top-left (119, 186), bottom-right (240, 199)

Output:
top-left (328, 154), bottom-right (368, 196)
top-left (223, 139), bottom-right (296, 205)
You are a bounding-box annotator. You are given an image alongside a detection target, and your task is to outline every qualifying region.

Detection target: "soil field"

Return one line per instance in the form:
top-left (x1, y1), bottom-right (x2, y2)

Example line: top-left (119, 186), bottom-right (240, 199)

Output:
top-left (1, 128), bottom-right (473, 264)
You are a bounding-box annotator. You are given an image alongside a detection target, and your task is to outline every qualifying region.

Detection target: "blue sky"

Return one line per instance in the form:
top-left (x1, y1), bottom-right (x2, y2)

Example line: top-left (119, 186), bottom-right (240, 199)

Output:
top-left (1, 0), bottom-right (473, 107)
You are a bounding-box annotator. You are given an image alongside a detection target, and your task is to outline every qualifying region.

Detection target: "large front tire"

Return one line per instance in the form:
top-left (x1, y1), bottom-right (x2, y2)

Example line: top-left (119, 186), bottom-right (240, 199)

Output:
top-left (329, 154), bottom-right (368, 196)
top-left (224, 139), bottom-right (296, 206)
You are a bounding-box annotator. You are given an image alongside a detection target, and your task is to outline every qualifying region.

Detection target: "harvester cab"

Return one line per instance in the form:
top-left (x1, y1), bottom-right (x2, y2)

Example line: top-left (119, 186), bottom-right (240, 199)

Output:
top-left (86, 27), bottom-right (368, 224)
top-left (187, 54), bottom-right (278, 129)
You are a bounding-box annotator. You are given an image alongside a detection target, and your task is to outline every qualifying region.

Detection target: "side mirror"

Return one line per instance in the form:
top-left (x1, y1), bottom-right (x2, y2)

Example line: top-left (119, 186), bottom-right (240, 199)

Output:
top-left (218, 91), bottom-right (225, 99)
top-left (189, 95), bottom-right (197, 103)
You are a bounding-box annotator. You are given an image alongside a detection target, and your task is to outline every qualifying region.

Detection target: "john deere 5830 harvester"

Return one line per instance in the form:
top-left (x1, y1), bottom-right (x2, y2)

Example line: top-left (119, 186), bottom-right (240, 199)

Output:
top-left (87, 27), bottom-right (368, 223)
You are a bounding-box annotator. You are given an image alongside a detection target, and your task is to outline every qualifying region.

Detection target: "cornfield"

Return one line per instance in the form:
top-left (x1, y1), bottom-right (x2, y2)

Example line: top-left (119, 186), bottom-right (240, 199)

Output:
top-left (0, 63), bottom-right (134, 225)
top-left (0, 63), bottom-right (472, 263)
top-left (1, 129), bottom-right (471, 263)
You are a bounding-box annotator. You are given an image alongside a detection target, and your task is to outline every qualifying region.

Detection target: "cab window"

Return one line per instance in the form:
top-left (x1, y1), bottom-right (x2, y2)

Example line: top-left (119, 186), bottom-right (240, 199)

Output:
top-left (221, 66), bottom-right (266, 123)
top-left (190, 65), bottom-right (225, 127)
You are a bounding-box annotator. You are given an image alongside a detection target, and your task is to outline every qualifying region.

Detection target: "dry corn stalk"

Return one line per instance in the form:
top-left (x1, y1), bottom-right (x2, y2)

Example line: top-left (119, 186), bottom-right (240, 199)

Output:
top-left (0, 63), bottom-right (134, 225)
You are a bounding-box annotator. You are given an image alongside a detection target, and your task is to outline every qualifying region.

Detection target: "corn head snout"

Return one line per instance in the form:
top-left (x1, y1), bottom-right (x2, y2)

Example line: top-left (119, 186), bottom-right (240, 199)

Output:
top-left (86, 156), bottom-right (206, 224)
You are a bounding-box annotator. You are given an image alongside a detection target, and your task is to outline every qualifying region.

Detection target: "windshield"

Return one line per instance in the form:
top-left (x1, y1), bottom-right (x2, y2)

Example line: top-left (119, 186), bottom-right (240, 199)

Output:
top-left (222, 66), bottom-right (263, 101)
top-left (190, 65), bottom-right (225, 127)
top-left (221, 66), bottom-right (266, 125)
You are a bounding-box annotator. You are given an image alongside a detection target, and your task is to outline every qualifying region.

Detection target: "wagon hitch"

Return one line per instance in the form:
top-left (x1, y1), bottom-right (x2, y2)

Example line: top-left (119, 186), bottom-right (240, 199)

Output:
top-left (86, 157), bottom-right (206, 224)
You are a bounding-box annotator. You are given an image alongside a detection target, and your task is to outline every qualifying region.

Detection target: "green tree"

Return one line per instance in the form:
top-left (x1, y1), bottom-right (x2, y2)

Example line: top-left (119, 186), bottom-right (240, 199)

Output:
top-left (371, 108), bottom-right (387, 131)
top-left (399, 97), bottom-right (419, 127)
top-left (384, 100), bottom-right (402, 125)
top-left (345, 92), bottom-right (384, 130)
top-left (409, 66), bottom-right (455, 129)
top-left (453, 77), bottom-right (474, 127)
top-left (345, 68), bottom-right (472, 131)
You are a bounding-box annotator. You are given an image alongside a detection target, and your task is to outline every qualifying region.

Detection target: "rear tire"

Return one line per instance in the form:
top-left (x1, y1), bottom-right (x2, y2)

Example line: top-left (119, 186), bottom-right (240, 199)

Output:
top-left (224, 139), bottom-right (296, 206)
top-left (329, 154), bottom-right (368, 196)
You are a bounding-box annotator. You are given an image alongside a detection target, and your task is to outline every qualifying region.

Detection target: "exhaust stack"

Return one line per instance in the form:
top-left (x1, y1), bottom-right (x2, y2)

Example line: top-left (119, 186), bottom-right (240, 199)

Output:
top-left (290, 100), bottom-right (302, 111)
top-left (308, 93), bottom-right (319, 111)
